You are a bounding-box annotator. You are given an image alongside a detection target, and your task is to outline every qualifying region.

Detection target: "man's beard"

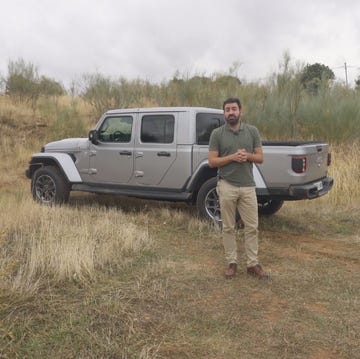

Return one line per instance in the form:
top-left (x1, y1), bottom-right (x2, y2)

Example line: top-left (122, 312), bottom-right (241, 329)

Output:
top-left (225, 115), bottom-right (240, 126)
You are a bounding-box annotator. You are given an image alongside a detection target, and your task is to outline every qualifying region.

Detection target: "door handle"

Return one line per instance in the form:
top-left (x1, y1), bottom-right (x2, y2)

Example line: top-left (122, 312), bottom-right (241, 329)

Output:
top-left (119, 151), bottom-right (132, 156)
top-left (157, 151), bottom-right (171, 157)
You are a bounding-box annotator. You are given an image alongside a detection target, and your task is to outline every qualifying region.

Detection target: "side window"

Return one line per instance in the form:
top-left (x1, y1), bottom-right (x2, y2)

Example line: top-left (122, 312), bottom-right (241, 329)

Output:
top-left (98, 116), bottom-right (133, 143)
top-left (196, 113), bottom-right (224, 145)
top-left (141, 115), bottom-right (175, 143)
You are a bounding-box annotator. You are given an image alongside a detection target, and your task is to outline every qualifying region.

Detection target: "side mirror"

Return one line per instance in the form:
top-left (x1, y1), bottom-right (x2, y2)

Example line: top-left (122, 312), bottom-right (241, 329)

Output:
top-left (89, 130), bottom-right (99, 145)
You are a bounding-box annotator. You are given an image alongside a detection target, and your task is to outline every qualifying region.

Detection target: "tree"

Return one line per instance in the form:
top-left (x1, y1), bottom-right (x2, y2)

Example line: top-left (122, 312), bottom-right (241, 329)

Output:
top-left (300, 63), bottom-right (335, 95)
top-left (5, 58), bottom-right (65, 107)
top-left (38, 76), bottom-right (65, 97)
top-left (5, 58), bottom-right (39, 103)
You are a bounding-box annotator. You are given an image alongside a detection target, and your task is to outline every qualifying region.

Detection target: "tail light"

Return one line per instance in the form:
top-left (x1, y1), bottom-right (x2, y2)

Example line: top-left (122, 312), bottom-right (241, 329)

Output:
top-left (292, 156), bottom-right (307, 173)
top-left (327, 152), bottom-right (331, 166)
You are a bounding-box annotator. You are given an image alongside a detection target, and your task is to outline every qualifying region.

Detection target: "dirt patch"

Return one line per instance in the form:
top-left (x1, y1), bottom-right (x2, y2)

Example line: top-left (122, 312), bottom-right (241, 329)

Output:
top-left (264, 230), bottom-right (360, 270)
top-left (310, 349), bottom-right (346, 359)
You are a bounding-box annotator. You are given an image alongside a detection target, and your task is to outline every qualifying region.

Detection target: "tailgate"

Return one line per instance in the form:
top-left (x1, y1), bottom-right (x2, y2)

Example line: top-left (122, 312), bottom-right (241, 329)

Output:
top-left (259, 143), bottom-right (330, 188)
top-left (301, 143), bottom-right (330, 180)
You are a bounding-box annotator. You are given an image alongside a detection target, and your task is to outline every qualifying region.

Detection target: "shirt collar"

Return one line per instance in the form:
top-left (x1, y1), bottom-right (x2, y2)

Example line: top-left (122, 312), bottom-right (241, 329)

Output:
top-left (225, 121), bottom-right (244, 133)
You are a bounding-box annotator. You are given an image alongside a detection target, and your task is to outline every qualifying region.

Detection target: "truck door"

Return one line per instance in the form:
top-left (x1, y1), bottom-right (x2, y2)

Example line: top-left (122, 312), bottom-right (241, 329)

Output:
top-left (88, 115), bottom-right (134, 184)
top-left (134, 113), bottom-right (177, 186)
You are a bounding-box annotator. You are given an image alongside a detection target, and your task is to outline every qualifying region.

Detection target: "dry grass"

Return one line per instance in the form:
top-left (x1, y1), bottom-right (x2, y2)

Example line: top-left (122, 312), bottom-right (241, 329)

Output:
top-left (327, 142), bottom-right (360, 207)
top-left (0, 191), bottom-right (152, 294)
top-left (1, 186), bottom-right (359, 358)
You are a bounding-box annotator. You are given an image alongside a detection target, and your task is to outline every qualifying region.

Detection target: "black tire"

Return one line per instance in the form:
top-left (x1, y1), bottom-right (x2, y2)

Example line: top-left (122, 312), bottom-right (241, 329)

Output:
top-left (197, 178), bottom-right (284, 223)
top-left (196, 177), bottom-right (241, 226)
top-left (257, 198), bottom-right (284, 215)
top-left (31, 166), bottom-right (70, 205)
top-left (196, 177), bottom-right (221, 224)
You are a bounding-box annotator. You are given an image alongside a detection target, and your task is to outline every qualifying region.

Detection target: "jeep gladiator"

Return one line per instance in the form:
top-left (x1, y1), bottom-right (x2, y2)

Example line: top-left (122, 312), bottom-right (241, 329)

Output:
top-left (25, 107), bottom-right (334, 223)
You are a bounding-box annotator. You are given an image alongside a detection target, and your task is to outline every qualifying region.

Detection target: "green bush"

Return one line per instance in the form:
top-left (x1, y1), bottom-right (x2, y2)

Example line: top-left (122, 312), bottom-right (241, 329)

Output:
top-left (4, 58), bottom-right (64, 110)
top-left (2, 56), bottom-right (360, 144)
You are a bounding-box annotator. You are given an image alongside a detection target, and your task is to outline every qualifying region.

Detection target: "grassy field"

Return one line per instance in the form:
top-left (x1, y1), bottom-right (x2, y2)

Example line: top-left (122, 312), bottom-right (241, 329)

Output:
top-left (0, 94), bottom-right (359, 358)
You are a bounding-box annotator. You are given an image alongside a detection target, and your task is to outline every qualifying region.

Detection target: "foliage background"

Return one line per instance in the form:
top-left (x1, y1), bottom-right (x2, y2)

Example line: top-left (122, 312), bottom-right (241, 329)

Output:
top-left (1, 55), bottom-right (360, 144)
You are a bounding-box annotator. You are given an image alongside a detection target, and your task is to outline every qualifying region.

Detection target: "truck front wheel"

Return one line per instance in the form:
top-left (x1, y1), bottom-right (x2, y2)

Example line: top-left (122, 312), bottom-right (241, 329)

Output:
top-left (31, 166), bottom-right (70, 205)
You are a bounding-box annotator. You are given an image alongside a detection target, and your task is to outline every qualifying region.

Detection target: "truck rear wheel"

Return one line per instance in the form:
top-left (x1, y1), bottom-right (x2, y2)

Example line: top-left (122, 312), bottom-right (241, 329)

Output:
top-left (196, 177), bottom-right (221, 224)
top-left (197, 178), bottom-right (284, 223)
top-left (31, 166), bottom-right (70, 205)
top-left (196, 177), bottom-right (243, 227)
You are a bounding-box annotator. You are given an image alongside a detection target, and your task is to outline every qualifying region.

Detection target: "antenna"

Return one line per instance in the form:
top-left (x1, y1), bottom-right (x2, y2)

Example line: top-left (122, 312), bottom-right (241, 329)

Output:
top-left (344, 62), bottom-right (348, 87)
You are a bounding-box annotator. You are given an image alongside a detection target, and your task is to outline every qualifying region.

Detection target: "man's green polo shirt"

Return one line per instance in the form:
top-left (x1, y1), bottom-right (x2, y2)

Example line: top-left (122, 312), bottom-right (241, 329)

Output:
top-left (208, 122), bottom-right (262, 187)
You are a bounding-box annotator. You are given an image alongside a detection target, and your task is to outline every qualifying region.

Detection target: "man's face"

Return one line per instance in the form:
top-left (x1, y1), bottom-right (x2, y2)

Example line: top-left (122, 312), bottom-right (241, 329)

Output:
top-left (224, 102), bottom-right (241, 126)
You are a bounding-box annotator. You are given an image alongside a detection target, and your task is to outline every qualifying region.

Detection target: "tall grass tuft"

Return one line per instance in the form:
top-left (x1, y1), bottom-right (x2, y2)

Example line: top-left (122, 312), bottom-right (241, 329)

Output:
top-left (327, 143), bottom-right (360, 207)
top-left (0, 195), bottom-right (153, 293)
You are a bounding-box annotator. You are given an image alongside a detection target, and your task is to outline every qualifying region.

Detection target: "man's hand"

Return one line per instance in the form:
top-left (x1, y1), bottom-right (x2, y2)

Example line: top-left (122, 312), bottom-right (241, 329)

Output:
top-left (208, 147), bottom-right (263, 168)
top-left (233, 149), bottom-right (248, 163)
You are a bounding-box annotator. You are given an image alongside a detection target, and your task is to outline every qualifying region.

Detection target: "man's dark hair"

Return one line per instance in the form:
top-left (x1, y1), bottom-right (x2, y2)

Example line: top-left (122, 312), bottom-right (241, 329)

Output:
top-left (223, 97), bottom-right (242, 110)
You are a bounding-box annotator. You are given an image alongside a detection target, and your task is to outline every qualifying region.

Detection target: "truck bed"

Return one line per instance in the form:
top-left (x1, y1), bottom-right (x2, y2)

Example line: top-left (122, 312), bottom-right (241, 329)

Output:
top-left (262, 141), bottom-right (327, 146)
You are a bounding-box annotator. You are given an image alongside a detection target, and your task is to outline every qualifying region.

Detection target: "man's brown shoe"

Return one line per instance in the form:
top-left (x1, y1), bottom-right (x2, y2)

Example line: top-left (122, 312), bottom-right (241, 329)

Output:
top-left (247, 264), bottom-right (270, 280)
top-left (225, 263), bottom-right (237, 279)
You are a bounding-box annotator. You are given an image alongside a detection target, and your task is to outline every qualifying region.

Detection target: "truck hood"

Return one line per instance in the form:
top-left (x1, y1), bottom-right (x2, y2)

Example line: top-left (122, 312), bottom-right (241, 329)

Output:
top-left (44, 138), bottom-right (89, 152)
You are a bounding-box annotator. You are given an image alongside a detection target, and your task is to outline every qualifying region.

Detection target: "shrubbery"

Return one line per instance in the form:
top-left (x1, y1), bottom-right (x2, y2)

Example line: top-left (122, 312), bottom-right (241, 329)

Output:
top-left (1, 56), bottom-right (360, 143)
top-left (2, 58), bottom-right (65, 110)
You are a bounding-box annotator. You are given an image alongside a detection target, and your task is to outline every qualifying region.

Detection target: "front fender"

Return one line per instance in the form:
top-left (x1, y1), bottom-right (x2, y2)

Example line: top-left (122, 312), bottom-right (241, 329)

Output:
top-left (27, 153), bottom-right (82, 183)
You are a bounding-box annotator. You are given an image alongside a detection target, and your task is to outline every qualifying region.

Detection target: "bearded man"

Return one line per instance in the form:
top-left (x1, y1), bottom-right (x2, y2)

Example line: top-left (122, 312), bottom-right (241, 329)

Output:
top-left (208, 97), bottom-right (269, 280)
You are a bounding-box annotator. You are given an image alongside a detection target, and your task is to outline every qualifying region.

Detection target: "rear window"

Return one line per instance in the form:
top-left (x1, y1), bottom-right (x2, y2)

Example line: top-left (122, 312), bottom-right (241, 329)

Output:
top-left (141, 114), bottom-right (175, 143)
top-left (196, 113), bottom-right (224, 145)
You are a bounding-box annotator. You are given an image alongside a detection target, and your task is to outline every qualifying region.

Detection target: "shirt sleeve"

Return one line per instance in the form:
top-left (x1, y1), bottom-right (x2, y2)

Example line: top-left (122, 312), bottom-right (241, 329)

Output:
top-left (253, 126), bottom-right (262, 148)
top-left (208, 128), bottom-right (219, 152)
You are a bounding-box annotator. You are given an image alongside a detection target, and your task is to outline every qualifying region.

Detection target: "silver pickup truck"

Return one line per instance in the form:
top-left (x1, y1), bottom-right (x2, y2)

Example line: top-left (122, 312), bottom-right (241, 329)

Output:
top-left (25, 107), bottom-right (333, 223)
